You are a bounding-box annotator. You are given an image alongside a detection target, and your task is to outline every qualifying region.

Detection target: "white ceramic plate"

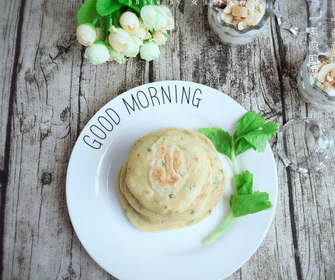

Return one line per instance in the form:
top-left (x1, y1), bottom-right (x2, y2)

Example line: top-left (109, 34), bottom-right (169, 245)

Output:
top-left (66, 81), bottom-right (277, 280)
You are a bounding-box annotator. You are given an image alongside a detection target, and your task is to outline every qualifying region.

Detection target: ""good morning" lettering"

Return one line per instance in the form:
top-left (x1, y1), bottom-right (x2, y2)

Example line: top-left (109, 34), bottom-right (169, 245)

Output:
top-left (82, 85), bottom-right (203, 149)
top-left (122, 86), bottom-right (202, 115)
top-left (83, 108), bottom-right (121, 149)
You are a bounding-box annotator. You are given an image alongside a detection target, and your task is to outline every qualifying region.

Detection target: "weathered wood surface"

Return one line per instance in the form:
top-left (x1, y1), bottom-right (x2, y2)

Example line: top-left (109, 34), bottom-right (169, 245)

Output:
top-left (1, 0), bottom-right (335, 279)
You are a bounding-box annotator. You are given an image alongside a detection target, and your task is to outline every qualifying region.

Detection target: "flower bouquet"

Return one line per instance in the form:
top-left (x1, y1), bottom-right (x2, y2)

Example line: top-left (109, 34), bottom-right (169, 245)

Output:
top-left (76, 0), bottom-right (175, 65)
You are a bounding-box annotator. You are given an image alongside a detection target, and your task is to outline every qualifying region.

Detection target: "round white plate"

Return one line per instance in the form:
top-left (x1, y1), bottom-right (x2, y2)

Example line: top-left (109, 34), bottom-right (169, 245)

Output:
top-left (66, 81), bottom-right (277, 280)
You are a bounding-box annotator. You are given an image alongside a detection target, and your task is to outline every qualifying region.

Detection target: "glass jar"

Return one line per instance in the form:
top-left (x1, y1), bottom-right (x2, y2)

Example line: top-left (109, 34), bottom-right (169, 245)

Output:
top-left (208, 0), bottom-right (272, 46)
top-left (276, 118), bottom-right (335, 173)
top-left (273, 0), bottom-right (327, 36)
top-left (297, 49), bottom-right (335, 110)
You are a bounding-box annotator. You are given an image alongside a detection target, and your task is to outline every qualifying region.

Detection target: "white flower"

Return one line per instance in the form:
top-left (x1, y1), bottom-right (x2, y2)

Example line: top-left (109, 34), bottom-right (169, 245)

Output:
top-left (76, 23), bottom-right (97, 46)
top-left (108, 27), bottom-right (131, 52)
top-left (134, 26), bottom-right (147, 40)
top-left (140, 5), bottom-right (168, 31)
top-left (159, 5), bottom-right (175, 31)
top-left (109, 47), bottom-right (126, 64)
top-left (84, 41), bottom-right (110, 65)
top-left (134, 23), bottom-right (152, 40)
top-left (124, 35), bottom-right (143, 57)
top-left (140, 41), bottom-right (160, 61)
top-left (108, 27), bottom-right (142, 57)
top-left (120, 11), bottom-right (140, 34)
top-left (152, 31), bottom-right (168, 45)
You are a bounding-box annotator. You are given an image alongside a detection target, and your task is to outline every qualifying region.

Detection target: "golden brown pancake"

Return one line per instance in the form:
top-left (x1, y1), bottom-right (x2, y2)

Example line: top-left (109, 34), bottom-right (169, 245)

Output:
top-left (117, 128), bottom-right (225, 232)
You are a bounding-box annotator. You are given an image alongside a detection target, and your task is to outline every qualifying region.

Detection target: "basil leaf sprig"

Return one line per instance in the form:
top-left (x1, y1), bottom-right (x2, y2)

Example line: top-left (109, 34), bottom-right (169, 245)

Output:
top-left (198, 111), bottom-right (278, 245)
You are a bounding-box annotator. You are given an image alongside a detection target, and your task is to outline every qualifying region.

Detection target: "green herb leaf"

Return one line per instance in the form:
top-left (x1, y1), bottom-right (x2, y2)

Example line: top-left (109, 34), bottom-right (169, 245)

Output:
top-left (234, 111), bottom-right (278, 156)
top-left (238, 122), bottom-right (278, 154)
top-left (234, 138), bottom-right (253, 157)
top-left (230, 192), bottom-right (272, 217)
top-left (200, 111), bottom-right (277, 245)
top-left (198, 128), bottom-right (233, 160)
top-left (234, 111), bottom-right (265, 140)
top-left (235, 170), bottom-right (253, 195)
top-left (96, 0), bottom-right (123, 17)
top-left (77, 0), bottom-right (99, 25)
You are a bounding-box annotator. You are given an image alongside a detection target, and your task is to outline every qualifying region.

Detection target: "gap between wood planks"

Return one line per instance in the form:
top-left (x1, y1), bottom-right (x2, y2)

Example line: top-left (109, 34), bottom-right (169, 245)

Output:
top-left (0, 0), bottom-right (27, 277)
top-left (271, 15), bottom-right (304, 280)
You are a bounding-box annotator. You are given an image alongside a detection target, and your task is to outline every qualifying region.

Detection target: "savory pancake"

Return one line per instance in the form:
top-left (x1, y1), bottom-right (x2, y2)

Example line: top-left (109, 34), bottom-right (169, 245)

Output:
top-left (117, 128), bottom-right (225, 232)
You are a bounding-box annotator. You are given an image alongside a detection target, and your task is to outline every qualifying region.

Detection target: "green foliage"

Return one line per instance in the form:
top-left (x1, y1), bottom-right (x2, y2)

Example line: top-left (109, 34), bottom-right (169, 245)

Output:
top-left (118, 0), bottom-right (160, 10)
top-left (97, 0), bottom-right (123, 17)
top-left (234, 111), bottom-right (278, 156)
top-left (201, 111), bottom-right (277, 245)
top-left (77, 0), bottom-right (99, 25)
top-left (198, 128), bottom-right (233, 160)
top-left (230, 192), bottom-right (272, 217)
top-left (234, 170), bottom-right (253, 195)
top-left (77, 0), bottom-right (161, 25)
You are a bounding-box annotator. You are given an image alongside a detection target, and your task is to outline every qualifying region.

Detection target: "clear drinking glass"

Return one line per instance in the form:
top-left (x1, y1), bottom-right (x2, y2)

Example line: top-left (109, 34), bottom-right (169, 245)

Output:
top-left (273, 0), bottom-right (327, 35)
top-left (297, 46), bottom-right (335, 110)
top-left (208, 0), bottom-right (327, 46)
top-left (276, 118), bottom-right (335, 173)
top-left (208, 0), bottom-right (272, 46)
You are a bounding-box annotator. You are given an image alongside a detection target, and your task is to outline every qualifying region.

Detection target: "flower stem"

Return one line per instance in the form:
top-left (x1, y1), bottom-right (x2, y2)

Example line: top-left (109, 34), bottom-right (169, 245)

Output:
top-left (92, 16), bottom-right (100, 26)
top-left (106, 14), bottom-right (111, 34)
top-left (129, 5), bottom-right (140, 14)
top-left (100, 17), bottom-right (106, 41)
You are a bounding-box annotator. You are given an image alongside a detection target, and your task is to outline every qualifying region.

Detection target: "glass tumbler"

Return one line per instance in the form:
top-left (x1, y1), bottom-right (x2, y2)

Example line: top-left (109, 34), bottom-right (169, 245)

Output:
top-left (208, 0), bottom-right (327, 45)
top-left (276, 118), bottom-right (335, 173)
top-left (208, 0), bottom-right (272, 46)
top-left (297, 48), bottom-right (335, 110)
top-left (273, 0), bottom-right (327, 35)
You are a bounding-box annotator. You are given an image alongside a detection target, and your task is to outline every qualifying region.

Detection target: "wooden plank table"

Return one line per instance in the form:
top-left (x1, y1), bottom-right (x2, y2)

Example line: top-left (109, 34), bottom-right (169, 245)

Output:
top-left (1, 0), bottom-right (334, 279)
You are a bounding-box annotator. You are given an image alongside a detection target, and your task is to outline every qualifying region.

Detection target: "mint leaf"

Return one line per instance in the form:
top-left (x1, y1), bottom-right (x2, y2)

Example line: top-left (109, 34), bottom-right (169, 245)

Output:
top-left (235, 171), bottom-right (253, 195)
top-left (97, 0), bottom-right (123, 17)
top-left (198, 128), bottom-right (233, 160)
top-left (233, 111), bottom-right (278, 156)
top-left (230, 192), bottom-right (272, 217)
top-left (77, 0), bottom-right (99, 25)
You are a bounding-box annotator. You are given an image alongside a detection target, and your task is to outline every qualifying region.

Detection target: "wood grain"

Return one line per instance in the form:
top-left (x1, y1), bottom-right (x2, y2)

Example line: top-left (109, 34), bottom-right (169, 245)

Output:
top-left (0, 0), bottom-right (334, 279)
